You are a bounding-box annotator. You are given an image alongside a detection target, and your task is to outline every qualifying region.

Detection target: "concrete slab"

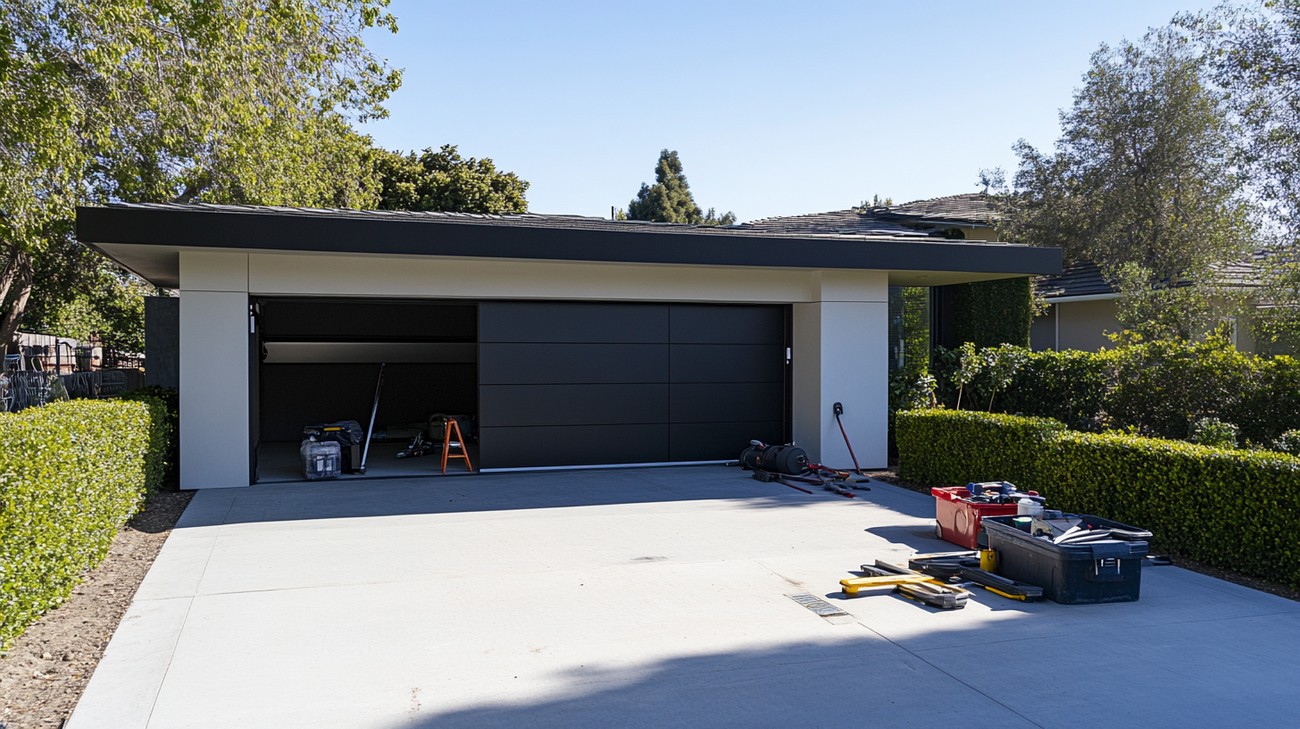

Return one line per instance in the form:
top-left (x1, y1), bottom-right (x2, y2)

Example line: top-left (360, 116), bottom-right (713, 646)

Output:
top-left (68, 467), bottom-right (1300, 728)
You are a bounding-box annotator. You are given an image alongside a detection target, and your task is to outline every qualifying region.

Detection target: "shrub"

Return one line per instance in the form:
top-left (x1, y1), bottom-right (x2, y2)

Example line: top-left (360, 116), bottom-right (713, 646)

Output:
top-left (0, 399), bottom-right (160, 649)
top-left (896, 408), bottom-right (1300, 588)
top-left (119, 387), bottom-right (178, 491)
top-left (1188, 417), bottom-right (1239, 449)
top-left (1274, 429), bottom-right (1300, 456)
top-left (894, 409), bottom-right (1065, 487)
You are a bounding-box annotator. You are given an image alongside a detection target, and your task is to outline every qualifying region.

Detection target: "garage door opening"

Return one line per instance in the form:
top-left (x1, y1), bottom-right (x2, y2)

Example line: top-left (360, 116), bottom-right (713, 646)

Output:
top-left (252, 298), bottom-right (479, 483)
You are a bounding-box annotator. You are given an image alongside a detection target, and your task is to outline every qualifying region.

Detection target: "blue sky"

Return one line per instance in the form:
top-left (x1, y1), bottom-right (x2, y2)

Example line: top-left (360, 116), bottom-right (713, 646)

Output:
top-left (361, 1), bottom-right (1213, 222)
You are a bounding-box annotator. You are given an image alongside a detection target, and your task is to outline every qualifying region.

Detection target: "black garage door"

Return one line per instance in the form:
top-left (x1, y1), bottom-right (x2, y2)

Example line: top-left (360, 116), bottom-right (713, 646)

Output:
top-left (478, 302), bottom-right (788, 468)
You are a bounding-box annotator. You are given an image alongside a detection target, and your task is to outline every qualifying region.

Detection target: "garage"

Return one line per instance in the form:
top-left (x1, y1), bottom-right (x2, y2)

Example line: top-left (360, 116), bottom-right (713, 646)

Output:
top-left (75, 202), bottom-right (1060, 489)
top-left (251, 297), bottom-right (788, 481)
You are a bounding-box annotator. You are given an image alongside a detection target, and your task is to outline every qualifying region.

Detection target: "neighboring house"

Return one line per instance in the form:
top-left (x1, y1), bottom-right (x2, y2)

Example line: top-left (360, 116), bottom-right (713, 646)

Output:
top-left (77, 202), bottom-right (1059, 489)
top-left (1031, 257), bottom-right (1266, 353)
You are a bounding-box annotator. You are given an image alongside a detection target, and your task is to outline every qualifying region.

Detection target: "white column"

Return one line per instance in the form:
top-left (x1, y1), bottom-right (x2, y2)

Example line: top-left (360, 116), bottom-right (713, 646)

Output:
top-left (179, 252), bottom-right (250, 489)
top-left (791, 272), bottom-right (888, 469)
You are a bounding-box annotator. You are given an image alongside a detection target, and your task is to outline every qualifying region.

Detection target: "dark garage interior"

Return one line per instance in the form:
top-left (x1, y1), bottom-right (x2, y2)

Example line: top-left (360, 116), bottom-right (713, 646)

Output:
top-left (253, 298), bottom-right (479, 482)
top-left (252, 298), bottom-right (790, 483)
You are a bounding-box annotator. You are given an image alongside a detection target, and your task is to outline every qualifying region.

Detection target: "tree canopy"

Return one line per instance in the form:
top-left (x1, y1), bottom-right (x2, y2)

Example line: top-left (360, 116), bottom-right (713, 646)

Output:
top-left (0, 0), bottom-right (401, 348)
top-left (626, 150), bottom-right (735, 225)
top-left (374, 146), bottom-right (529, 214)
top-left (1001, 28), bottom-right (1254, 339)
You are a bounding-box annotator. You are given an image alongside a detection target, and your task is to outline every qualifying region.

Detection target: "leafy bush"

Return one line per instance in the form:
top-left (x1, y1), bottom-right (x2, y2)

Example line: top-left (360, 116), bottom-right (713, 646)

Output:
top-left (1189, 417), bottom-right (1239, 449)
top-left (119, 387), bottom-right (178, 491)
top-left (896, 408), bottom-right (1300, 588)
top-left (895, 409), bottom-right (1065, 487)
top-left (0, 399), bottom-right (162, 649)
top-left (1274, 429), bottom-right (1300, 456)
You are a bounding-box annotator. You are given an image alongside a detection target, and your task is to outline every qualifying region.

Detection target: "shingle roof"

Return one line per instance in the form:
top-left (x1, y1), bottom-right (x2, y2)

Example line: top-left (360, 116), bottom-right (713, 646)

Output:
top-left (1036, 255), bottom-right (1266, 300)
top-left (740, 192), bottom-right (999, 239)
top-left (738, 209), bottom-right (929, 238)
top-left (871, 192), bottom-right (998, 227)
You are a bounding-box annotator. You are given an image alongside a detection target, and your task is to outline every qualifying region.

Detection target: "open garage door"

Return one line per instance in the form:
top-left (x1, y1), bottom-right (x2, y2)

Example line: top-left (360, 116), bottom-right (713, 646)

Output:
top-left (478, 302), bottom-right (788, 469)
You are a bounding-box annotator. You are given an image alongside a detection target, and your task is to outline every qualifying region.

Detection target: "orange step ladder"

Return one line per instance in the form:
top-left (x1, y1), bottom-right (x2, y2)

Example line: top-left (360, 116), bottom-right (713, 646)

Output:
top-left (441, 418), bottom-right (474, 474)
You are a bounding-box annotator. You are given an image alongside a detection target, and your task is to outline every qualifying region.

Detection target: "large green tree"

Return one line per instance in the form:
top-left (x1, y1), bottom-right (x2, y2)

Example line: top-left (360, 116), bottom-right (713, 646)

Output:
top-left (626, 150), bottom-right (735, 225)
top-left (0, 0), bottom-right (400, 348)
top-left (374, 145), bottom-right (529, 214)
top-left (1182, 1), bottom-right (1300, 347)
top-left (1002, 28), bottom-right (1253, 340)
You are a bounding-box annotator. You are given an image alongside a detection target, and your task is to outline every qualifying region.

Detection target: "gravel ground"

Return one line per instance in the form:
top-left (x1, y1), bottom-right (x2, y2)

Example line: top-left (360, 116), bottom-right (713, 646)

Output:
top-left (0, 491), bottom-right (193, 729)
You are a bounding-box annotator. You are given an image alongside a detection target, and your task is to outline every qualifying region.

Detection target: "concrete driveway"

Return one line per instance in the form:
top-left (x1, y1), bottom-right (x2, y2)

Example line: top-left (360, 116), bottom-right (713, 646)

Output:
top-left (69, 466), bottom-right (1300, 728)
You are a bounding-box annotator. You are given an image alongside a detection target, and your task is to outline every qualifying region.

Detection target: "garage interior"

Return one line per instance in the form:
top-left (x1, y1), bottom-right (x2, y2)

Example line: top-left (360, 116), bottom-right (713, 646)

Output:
top-left (254, 298), bottom-right (479, 483)
top-left (253, 298), bottom-right (790, 483)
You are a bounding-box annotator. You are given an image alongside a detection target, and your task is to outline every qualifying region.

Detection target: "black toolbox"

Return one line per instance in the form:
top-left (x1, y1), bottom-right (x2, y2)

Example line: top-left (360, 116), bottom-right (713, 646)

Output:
top-left (303, 421), bottom-right (365, 473)
top-left (983, 514), bottom-right (1150, 604)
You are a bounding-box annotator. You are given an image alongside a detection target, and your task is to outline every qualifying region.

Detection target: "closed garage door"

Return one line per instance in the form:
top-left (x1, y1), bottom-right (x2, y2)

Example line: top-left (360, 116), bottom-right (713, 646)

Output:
top-left (479, 301), bottom-right (787, 468)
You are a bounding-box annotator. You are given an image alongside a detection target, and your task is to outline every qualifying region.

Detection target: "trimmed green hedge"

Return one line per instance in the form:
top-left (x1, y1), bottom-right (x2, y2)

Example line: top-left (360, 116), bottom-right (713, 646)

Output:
top-left (0, 398), bottom-right (166, 649)
top-left (896, 408), bottom-right (1300, 588)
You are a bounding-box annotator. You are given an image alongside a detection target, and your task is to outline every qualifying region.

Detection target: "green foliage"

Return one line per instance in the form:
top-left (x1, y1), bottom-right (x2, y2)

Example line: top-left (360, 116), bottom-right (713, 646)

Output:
top-left (626, 150), bottom-right (734, 225)
top-left (950, 278), bottom-right (1033, 348)
top-left (931, 335), bottom-right (1300, 448)
top-left (1002, 27), bottom-right (1253, 340)
top-left (1274, 429), bottom-right (1300, 456)
top-left (0, 399), bottom-right (163, 648)
top-left (0, 0), bottom-right (401, 345)
top-left (374, 145), bottom-right (529, 214)
top-left (895, 409), bottom-right (1066, 487)
top-left (1189, 417), bottom-right (1240, 448)
top-left (896, 408), bottom-right (1300, 588)
top-left (118, 388), bottom-right (177, 491)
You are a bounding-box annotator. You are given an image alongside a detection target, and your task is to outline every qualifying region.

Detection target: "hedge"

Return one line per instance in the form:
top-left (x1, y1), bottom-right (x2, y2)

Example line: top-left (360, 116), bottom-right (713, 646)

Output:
top-left (896, 408), bottom-right (1300, 588)
top-left (0, 398), bottom-right (167, 649)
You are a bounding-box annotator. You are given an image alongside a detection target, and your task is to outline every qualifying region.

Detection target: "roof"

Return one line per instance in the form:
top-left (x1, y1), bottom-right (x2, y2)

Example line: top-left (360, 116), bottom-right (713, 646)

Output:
top-left (870, 192), bottom-right (998, 227)
top-left (76, 202), bottom-right (1061, 290)
top-left (741, 192), bottom-right (998, 240)
top-left (1037, 255), bottom-right (1266, 301)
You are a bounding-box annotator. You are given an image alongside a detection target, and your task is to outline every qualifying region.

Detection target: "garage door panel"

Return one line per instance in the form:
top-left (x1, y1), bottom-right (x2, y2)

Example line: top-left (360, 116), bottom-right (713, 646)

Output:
top-left (670, 344), bottom-right (784, 383)
top-left (670, 421), bottom-right (784, 461)
top-left (480, 424), bottom-right (669, 468)
top-left (480, 343), bottom-right (668, 385)
top-left (480, 384), bottom-right (669, 427)
top-left (671, 382), bottom-right (786, 424)
top-left (480, 302), bottom-right (669, 343)
top-left (670, 305), bottom-right (785, 344)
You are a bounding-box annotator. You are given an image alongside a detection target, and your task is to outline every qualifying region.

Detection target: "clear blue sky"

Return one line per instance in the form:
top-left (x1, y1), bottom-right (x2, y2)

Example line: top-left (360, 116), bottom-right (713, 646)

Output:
top-left (361, 1), bottom-right (1213, 222)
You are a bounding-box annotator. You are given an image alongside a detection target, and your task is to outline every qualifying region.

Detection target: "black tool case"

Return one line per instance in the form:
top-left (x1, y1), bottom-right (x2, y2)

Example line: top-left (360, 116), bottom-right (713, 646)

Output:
top-left (983, 515), bottom-right (1150, 604)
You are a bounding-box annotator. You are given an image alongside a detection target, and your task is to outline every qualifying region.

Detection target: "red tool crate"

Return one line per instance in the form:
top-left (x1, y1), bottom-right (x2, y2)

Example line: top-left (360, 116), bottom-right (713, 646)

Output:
top-left (931, 486), bottom-right (1020, 549)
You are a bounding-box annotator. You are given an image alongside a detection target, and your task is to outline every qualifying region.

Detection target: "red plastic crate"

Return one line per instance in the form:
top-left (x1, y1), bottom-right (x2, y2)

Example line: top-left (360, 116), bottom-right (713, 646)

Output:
top-left (931, 486), bottom-right (1020, 549)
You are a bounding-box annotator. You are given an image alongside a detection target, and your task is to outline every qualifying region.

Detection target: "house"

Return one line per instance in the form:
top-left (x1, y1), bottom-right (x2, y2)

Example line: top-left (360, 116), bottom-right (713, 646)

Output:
top-left (76, 202), bottom-right (1059, 489)
top-left (1031, 258), bottom-right (1266, 352)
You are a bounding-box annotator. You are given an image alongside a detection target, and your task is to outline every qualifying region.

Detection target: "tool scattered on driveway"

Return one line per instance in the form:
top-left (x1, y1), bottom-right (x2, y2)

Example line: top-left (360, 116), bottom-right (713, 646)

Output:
top-left (907, 551), bottom-right (1045, 602)
top-left (738, 440), bottom-right (869, 498)
top-left (832, 401), bottom-right (866, 477)
top-left (839, 560), bottom-right (971, 609)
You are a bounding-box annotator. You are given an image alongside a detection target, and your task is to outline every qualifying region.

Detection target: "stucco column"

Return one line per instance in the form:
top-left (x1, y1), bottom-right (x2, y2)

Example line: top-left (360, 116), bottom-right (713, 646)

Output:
top-left (791, 271), bottom-right (888, 469)
top-left (179, 251), bottom-right (251, 488)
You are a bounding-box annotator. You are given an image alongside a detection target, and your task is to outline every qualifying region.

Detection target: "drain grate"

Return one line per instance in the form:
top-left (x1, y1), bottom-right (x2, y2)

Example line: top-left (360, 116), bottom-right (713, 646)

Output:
top-left (786, 592), bottom-right (849, 618)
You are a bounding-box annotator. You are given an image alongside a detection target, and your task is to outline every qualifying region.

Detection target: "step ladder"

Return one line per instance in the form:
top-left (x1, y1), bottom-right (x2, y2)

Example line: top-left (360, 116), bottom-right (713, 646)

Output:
top-left (441, 418), bottom-right (473, 474)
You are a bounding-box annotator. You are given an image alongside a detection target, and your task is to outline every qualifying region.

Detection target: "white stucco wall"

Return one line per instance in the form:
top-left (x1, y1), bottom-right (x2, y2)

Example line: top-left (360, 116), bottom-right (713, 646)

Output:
top-left (179, 250), bottom-right (891, 487)
top-left (179, 252), bottom-right (250, 489)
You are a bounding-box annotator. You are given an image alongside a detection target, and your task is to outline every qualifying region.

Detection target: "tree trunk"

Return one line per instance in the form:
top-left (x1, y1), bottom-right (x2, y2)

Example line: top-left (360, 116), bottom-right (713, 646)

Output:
top-left (0, 252), bottom-right (34, 352)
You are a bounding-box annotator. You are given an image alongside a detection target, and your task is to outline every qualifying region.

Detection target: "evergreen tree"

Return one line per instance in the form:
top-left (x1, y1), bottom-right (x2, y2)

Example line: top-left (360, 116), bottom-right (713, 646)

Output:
top-left (626, 150), bottom-right (734, 225)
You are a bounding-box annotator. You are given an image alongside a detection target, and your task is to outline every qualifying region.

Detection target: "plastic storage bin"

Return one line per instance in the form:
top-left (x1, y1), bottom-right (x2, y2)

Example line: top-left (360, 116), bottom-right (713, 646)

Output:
top-left (300, 439), bottom-right (341, 480)
top-left (932, 486), bottom-right (1021, 549)
top-left (983, 514), bottom-right (1149, 604)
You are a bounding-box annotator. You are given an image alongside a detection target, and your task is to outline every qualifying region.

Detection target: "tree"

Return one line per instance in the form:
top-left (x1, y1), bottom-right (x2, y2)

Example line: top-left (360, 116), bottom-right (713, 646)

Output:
top-left (1180, 1), bottom-right (1300, 346)
top-left (1001, 28), bottom-right (1254, 339)
top-left (0, 0), bottom-right (401, 347)
top-left (374, 145), bottom-right (529, 214)
top-left (626, 150), bottom-right (735, 225)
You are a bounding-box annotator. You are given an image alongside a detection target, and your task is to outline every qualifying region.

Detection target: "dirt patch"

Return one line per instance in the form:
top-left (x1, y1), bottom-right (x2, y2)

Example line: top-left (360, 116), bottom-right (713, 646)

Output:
top-left (0, 490), bottom-right (193, 728)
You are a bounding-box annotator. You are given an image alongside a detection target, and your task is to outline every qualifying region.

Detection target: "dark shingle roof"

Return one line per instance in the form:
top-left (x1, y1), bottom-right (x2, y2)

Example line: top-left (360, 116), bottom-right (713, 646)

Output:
top-left (738, 209), bottom-right (928, 238)
top-left (1036, 255), bottom-right (1266, 300)
top-left (871, 192), bottom-right (998, 227)
top-left (741, 192), bottom-right (999, 239)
